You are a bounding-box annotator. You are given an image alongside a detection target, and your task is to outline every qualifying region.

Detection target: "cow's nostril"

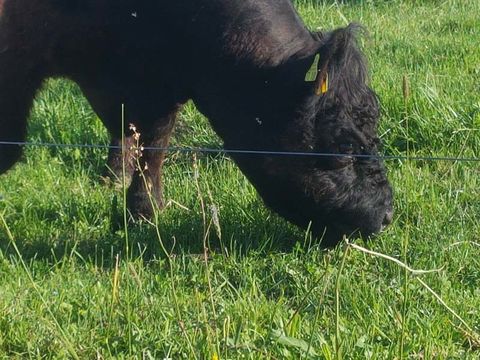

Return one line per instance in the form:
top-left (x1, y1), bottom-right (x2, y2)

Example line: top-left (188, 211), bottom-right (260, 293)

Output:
top-left (382, 209), bottom-right (393, 229)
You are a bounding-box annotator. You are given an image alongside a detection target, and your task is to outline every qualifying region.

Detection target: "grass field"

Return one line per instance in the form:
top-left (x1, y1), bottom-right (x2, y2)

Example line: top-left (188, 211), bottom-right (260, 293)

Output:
top-left (1, 0), bottom-right (479, 358)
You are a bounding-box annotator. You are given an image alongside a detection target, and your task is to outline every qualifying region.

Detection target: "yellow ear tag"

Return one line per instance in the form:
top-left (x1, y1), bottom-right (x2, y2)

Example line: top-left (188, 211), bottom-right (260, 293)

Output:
top-left (304, 54), bottom-right (320, 82)
top-left (315, 72), bottom-right (329, 96)
top-left (321, 72), bottom-right (329, 94)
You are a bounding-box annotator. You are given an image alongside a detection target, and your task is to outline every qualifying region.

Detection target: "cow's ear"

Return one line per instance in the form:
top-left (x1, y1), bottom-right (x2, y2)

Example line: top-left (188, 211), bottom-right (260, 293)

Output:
top-left (310, 24), bottom-right (369, 97)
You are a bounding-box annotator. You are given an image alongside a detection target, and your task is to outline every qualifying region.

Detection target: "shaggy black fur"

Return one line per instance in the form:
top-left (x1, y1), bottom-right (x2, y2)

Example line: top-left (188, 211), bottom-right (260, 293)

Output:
top-left (0, 0), bottom-right (393, 246)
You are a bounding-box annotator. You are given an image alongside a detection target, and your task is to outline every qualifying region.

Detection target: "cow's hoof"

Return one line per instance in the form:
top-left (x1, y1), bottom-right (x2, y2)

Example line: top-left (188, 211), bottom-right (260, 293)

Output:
top-left (127, 191), bottom-right (164, 221)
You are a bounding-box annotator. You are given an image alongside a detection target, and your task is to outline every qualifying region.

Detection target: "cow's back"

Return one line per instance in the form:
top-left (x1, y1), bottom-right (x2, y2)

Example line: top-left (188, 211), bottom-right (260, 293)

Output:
top-left (159, 0), bottom-right (314, 67)
top-left (1, 0), bottom-right (314, 84)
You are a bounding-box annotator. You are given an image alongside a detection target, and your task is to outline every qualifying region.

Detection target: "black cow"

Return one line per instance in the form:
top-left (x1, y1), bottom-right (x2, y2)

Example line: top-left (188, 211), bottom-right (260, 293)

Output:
top-left (0, 0), bottom-right (393, 246)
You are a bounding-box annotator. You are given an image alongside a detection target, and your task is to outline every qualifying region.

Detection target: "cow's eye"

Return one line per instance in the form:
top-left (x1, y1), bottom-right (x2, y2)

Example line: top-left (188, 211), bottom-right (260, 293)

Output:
top-left (339, 143), bottom-right (354, 154)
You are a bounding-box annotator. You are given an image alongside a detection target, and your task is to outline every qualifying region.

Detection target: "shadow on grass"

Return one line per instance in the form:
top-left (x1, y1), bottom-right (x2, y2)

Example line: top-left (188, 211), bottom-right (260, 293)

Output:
top-left (0, 199), bottom-right (323, 269)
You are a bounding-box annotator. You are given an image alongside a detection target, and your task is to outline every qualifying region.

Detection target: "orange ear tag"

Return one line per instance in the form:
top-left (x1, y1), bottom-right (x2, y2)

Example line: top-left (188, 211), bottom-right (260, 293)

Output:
top-left (315, 72), bottom-right (329, 96)
top-left (321, 72), bottom-right (329, 94)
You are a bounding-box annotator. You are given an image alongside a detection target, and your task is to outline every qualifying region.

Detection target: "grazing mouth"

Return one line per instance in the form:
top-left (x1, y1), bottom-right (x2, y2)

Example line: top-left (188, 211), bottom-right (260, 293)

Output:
top-left (327, 207), bottom-right (394, 242)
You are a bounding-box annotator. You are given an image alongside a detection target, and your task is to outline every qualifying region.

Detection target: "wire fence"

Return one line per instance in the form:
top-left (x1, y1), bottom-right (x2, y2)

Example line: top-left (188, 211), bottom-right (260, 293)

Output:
top-left (1, 140), bottom-right (479, 163)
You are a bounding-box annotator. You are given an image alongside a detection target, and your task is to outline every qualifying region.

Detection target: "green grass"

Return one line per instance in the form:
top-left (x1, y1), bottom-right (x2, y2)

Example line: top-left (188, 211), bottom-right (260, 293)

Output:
top-left (1, 0), bottom-right (479, 358)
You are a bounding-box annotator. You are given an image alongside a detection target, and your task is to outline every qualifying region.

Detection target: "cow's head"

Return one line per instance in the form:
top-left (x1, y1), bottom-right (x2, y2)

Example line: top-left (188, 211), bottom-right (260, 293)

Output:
top-left (234, 24), bottom-right (393, 246)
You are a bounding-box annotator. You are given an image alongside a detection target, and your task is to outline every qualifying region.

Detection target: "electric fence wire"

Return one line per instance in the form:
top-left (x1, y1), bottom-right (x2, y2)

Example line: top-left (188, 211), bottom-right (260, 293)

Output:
top-left (0, 140), bottom-right (479, 163)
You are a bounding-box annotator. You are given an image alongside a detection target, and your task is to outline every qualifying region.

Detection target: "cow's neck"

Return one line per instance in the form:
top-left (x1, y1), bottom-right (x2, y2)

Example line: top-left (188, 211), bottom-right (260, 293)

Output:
top-left (191, 59), bottom-right (309, 149)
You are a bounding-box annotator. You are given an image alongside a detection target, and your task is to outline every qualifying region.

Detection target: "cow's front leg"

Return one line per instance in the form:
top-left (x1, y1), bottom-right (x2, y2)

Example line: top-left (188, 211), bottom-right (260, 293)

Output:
top-left (77, 78), bottom-right (180, 218)
top-left (126, 109), bottom-right (178, 218)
